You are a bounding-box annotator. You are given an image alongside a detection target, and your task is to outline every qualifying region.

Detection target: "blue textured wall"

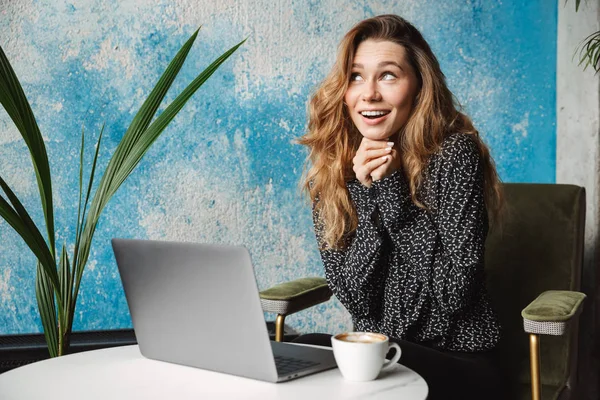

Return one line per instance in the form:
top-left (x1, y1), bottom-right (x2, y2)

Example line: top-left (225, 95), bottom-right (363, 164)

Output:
top-left (0, 0), bottom-right (556, 335)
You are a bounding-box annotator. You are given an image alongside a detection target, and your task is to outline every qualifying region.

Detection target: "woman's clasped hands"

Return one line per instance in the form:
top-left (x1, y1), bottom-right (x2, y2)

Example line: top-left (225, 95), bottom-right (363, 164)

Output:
top-left (352, 137), bottom-right (402, 187)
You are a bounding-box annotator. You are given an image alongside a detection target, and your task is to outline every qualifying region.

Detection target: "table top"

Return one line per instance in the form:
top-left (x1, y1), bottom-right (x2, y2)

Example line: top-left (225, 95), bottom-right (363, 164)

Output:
top-left (0, 345), bottom-right (428, 400)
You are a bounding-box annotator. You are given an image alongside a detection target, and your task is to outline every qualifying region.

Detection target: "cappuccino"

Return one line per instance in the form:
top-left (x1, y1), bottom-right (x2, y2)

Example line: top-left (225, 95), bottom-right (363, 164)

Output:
top-left (336, 332), bottom-right (386, 344)
top-left (331, 331), bottom-right (402, 381)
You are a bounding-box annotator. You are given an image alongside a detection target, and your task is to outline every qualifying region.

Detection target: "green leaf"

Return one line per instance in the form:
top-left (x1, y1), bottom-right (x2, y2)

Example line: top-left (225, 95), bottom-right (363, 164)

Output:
top-left (0, 45), bottom-right (56, 258)
top-left (74, 32), bottom-right (244, 286)
top-left (70, 124), bottom-right (103, 321)
top-left (1, 28), bottom-right (244, 358)
top-left (566, 0), bottom-right (583, 12)
top-left (0, 176), bottom-right (59, 290)
top-left (73, 124), bottom-right (103, 271)
top-left (58, 244), bottom-right (72, 323)
top-left (97, 29), bottom-right (201, 207)
top-left (36, 262), bottom-right (58, 357)
top-left (72, 29), bottom-right (203, 284)
top-left (75, 127), bottom-right (85, 259)
top-left (113, 39), bottom-right (247, 193)
top-left (576, 30), bottom-right (600, 73)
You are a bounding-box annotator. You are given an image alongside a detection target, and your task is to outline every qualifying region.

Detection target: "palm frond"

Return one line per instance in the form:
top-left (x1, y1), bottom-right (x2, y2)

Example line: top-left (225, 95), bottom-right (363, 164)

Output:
top-left (75, 128), bottom-right (85, 259)
top-left (70, 124), bottom-right (103, 320)
top-left (114, 39), bottom-right (247, 191)
top-left (0, 46), bottom-right (56, 257)
top-left (35, 262), bottom-right (58, 357)
top-left (72, 124), bottom-right (104, 271)
top-left (58, 245), bottom-right (72, 324)
top-left (96, 29), bottom-right (201, 210)
top-left (71, 30), bottom-right (203, 284)
top-left (0, 176), bottom-right (58, 290)
top-left (576, 30), bottom-right (600, 73)
top-left (74, 34), bottom-right (244, 285)
top-left (0, 28), bottom-right (244, 358)
top-left (57, 245), bottom-right (72, 353)
top-left (565, 0), bottom-right (583, 12)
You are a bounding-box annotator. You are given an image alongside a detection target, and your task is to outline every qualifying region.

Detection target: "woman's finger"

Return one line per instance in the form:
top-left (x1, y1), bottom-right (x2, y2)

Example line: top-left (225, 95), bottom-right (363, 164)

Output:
top-left (361, 137), bottom-right (395, 151)
top-left (353, 165), bottom-right (372, 187)
top-left (355, 143), bottom-right (392, 165)
top-left (355, 155), bottom-right (387, 184)
top-left (365, 155), bottom-right (390, 173)
top-left (364, 147), bottom-right (392, 161)
top-left (371, 149), bottom-right (401, 181)
top-left (371, 162), bottom-right (388, 181)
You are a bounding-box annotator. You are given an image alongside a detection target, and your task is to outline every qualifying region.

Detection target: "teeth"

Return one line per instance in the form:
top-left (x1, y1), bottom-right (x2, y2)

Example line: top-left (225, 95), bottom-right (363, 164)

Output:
top-left (360, 110), bottom-right (389, 117)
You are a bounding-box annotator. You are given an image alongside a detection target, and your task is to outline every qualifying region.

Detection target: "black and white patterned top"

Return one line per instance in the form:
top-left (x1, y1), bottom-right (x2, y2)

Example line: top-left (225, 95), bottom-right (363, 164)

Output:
top-left (313, 133), bottom-right (501, 352)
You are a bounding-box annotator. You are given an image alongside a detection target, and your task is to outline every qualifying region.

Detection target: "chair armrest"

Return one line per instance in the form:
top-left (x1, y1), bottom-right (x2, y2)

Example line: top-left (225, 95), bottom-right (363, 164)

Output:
top-left (521, 290), bottom-right (586, 335)
top-left (259, 277), bottom-right (332, 315)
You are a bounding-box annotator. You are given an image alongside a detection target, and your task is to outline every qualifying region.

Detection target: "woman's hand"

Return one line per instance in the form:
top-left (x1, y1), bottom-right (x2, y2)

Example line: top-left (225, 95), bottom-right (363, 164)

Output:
top-left (353, 137), bottom-right (401, 187)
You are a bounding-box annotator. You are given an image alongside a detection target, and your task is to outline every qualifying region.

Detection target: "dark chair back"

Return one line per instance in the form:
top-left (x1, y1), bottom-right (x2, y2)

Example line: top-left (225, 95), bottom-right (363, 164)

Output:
top-left (485, 183), bottom-right (585, 398)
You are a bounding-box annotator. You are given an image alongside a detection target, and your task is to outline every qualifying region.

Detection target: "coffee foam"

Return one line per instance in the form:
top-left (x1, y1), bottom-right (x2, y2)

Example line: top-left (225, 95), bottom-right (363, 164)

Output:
top-left (337, 332), bottom-right (386, 343)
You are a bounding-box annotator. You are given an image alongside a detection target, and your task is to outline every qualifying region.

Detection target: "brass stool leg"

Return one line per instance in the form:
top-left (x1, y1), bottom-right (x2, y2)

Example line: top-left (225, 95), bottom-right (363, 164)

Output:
top-left (275, 314), bottom-right (286, 342)
top-left (529, 333), bottom-right (541, 400)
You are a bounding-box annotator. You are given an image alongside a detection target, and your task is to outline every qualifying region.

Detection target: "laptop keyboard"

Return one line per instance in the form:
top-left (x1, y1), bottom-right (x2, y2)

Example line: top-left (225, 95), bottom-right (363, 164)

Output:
top-left (274, 355), bottom-right (320, 376)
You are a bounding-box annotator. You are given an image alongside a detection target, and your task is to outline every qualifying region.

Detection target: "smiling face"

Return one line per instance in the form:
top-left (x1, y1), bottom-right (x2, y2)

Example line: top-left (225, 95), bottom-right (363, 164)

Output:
top-left (344, 39), bottom-right (420, 141)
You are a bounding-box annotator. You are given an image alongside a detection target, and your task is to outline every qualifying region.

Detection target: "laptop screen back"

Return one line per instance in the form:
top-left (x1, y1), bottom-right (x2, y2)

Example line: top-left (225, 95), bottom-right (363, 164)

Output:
top-left (112, 239), bottom-right (278, 382)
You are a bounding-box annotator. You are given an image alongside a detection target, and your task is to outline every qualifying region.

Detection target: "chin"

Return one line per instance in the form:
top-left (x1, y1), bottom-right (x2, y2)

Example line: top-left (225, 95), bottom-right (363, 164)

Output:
top-left (358, 129), bottom-right (392, 141)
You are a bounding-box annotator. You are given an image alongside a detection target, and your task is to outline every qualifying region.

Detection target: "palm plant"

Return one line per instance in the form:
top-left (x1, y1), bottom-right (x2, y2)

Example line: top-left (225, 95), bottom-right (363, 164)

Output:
top-left (0, 28), bottom-right (244, 357)
top-left (571, 0), bottom-right (600, 72)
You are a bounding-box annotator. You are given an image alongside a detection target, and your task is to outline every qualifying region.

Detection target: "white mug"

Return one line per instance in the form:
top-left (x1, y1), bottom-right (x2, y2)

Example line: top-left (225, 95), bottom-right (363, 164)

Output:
top-left (331, 332), bottom-right (402, 381)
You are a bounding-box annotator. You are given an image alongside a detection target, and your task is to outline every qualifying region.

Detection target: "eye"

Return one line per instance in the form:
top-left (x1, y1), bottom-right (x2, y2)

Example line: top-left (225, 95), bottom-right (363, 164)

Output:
top-left (350, 73), bottom-right (363, 82)
top-left (381, 72), bottom-right (396, 81)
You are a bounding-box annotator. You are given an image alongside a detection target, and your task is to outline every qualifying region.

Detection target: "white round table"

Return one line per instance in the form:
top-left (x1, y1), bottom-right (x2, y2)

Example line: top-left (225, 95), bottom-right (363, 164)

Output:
top-left (0, 345), bottom-right (428, 399)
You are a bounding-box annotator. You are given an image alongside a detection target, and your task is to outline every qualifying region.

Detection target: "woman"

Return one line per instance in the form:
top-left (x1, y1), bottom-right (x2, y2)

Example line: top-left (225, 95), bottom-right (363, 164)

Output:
top-left (294, 15), bottom-right (507, 399)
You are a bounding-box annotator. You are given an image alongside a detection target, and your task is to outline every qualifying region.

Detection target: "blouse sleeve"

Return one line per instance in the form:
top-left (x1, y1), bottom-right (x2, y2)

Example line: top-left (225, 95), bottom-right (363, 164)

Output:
top-left (371, 135), bottom-right (487, 318)
top-left (313, 180), bottom-right (389, 320)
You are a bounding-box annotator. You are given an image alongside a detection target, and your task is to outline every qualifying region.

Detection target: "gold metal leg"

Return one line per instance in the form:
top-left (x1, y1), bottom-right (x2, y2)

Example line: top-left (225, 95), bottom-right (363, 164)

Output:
top-left (275, 314), bottom-right (286, 342)
top-left (529, 333), bottom-right (541, 400)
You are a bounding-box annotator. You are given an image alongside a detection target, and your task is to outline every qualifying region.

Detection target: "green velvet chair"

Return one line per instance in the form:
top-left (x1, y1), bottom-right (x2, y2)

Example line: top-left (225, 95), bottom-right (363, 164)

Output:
top-left (260, 277), bottom-right (332, 342)
top-left (485, 183), bottom-right (586, 400)
top-left (259, 183), bottom-right (586, 400)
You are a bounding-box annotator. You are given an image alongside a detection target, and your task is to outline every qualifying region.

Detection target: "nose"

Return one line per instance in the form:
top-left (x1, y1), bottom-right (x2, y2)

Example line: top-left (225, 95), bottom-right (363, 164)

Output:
top-left (361, 81), bottom-right (381, 102)
top-left (362, 79), bottom-right (381, 101)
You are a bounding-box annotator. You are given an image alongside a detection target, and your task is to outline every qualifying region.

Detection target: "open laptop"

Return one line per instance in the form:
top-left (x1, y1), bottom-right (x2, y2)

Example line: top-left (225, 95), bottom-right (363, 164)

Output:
top-left (111, 238), bottom-right (337, 383)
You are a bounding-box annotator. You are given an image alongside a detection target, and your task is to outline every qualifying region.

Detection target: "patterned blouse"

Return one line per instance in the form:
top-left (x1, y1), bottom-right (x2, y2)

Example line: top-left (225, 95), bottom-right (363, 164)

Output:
top-left (314, 133), bottom-right (501, 352)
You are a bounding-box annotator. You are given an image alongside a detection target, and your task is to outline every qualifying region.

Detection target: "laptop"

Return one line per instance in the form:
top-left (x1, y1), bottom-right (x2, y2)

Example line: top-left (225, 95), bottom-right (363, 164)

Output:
top-left (111, 238), bottom-right (337, 382)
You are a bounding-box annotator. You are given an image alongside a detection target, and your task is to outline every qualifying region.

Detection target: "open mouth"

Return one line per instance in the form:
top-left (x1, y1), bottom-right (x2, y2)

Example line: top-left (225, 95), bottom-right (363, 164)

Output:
top-left (360, 110), bottom-right (391, 119)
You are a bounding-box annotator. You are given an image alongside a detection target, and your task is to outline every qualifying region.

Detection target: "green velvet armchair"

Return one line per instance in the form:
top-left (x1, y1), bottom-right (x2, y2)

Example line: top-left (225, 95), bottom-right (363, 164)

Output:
top-left (485, 183), bottom-right (586, 400)
top-left (259, 183), bottom-right (586, 400)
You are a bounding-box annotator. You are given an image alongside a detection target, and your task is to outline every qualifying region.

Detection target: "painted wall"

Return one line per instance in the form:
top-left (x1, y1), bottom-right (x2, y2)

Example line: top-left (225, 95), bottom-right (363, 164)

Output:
top-left (0, 0), bottom-right (557, 335)
top-left (557, 3), bottom-right (600, 399)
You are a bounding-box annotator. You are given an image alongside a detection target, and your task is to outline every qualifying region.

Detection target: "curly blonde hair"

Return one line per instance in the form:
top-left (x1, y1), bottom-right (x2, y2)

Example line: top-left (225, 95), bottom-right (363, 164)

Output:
top-left (298, 15), bottom-right (503, 249)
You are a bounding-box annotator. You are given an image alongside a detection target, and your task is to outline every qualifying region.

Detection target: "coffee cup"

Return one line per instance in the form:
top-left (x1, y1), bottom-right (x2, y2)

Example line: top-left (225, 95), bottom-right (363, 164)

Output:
top-left (331, 332), bottom-right (401, 381)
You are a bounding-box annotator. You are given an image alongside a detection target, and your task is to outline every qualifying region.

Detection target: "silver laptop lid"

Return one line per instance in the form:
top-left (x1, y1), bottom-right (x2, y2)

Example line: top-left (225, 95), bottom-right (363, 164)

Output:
top-left (112, 238), bottom-right (278, 382)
